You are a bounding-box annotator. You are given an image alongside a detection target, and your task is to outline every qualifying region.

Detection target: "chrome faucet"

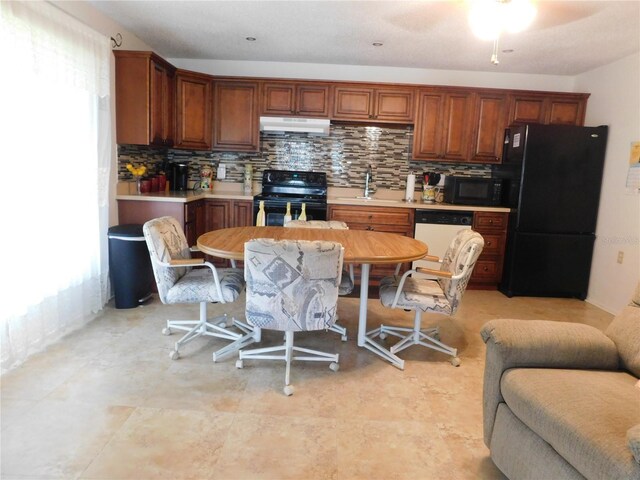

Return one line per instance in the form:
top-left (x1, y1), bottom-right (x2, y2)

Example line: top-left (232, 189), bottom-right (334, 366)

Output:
top-left (363, 164), bottom-right (373, 198)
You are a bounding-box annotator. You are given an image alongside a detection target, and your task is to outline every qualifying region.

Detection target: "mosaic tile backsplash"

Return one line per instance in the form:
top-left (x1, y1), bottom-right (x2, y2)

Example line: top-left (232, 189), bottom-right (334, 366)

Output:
top-left (118, 124), bottom-right (492, 190)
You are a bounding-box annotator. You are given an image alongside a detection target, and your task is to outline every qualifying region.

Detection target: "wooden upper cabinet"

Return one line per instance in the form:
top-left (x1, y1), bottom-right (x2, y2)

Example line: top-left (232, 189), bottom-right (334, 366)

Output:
top-left (332, 85), bottom-right (414, 123)
top-left (547, 95), bottom-right (587, 125)
top-left (261, 82), bottom-right (330, 117)
top-left (470, 91), bottom-right (508, 164)
top-left (508, 92), bottom-right (588, 126)
top-left (412, 89), bottom-right (472, 162)
top-left (213, 80), bottom-right (259, 152)
top-left (115, 50), bottom-right (175, 146)
top-left (175, 70), bottom-right (213, 150)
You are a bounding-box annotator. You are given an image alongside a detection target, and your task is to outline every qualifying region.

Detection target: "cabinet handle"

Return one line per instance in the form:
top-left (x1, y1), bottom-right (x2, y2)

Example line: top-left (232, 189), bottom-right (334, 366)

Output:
top-left (486, 241), bottom-right (492, 246)
top-left (488, 219), bottom-right (494, 224)
top-left (369, 114), bottom-right (373, 119)
top-left (483, 266), bottom-right (489, 272)
top-left (366, 226), bottom-right (374, 231)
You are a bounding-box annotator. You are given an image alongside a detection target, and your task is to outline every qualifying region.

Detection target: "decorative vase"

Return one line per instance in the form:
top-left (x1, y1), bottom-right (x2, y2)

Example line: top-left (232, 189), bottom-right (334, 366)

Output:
top-left (136, 177), bottom-right (142, 194)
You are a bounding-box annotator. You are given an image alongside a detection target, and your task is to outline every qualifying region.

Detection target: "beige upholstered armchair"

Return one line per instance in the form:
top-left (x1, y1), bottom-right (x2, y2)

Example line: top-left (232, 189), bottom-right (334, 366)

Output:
top-left (237, 238), bottom-right (343, 396)
top-left (368, 229), bottom-right (484, 369)
top-left (143, 216), bottom-right (256, 362)
top-left (480, 284), bottom-right (640, 480)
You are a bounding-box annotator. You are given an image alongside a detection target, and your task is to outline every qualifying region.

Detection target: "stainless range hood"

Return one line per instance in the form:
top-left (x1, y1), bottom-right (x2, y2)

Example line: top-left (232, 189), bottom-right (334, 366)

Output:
top-left (259, 116), bottom-right (330, 135)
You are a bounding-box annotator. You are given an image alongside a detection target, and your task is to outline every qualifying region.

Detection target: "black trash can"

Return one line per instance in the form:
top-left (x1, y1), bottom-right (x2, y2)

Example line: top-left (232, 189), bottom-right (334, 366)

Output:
top-left (108, 224), bottom-right (154, 309)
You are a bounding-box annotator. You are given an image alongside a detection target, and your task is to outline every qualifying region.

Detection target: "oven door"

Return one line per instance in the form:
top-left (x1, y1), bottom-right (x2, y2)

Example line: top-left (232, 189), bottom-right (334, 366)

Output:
top-left (253, 198), bottom-right (327, 226)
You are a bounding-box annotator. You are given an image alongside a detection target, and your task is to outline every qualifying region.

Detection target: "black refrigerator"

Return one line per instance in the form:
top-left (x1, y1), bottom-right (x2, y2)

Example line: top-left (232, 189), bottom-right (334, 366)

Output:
top-left (495, 123), bottom-right (609, 299)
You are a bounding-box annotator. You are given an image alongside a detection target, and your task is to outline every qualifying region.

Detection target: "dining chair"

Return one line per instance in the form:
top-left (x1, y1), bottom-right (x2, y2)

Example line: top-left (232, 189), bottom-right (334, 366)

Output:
top-left (237, 238), bottom-right (343, 396)
top-left (143, 216), bottom-right (256, 362)
top-left (367, 229), bottom-right (484, 368)
top-left (284, 219), bottom-right (352, 341)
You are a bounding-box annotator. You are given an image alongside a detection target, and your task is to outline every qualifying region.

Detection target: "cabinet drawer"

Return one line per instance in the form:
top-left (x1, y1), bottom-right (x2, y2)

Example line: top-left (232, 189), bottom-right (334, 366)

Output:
top-left (472, 259), bottom-right (500, 281)
top-left (329, 206), bottom-right (413, 228)
top-left (474, 212), bottom-right (507, 231)
top-left (479, 233), bottom-right (505, 256)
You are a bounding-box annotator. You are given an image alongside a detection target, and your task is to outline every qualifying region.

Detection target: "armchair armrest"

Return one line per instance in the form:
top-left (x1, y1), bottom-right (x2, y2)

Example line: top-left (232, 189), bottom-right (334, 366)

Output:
top-left (170, 258), bottom-right (205, 266)
top-left (480, 319), bottom-right (619, 448)
top-left (415, 267), bottom-right (452, 278)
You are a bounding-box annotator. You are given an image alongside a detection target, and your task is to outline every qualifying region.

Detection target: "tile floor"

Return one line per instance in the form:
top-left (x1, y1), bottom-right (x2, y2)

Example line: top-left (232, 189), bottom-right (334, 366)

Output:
top-left (1, 290), bottom-right (612, 479)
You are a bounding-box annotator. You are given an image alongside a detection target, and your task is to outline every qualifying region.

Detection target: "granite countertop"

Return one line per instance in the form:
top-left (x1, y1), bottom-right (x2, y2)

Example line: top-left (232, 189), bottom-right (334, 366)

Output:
top-left (116, 182), bottom-right (510, 212)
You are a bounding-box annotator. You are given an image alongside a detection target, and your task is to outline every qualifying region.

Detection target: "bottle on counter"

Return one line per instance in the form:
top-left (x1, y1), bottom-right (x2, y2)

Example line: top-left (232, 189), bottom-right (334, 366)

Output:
top-left (283, 202), bottom-right (292, 225)
top-left (298, 203), bottom-right (307, 221)
top-left (256, 200), bottom-right (266, 226)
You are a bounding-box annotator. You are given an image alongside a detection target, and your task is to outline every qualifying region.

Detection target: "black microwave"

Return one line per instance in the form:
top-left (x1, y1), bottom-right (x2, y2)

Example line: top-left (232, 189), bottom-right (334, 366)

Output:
top-left (443, 176), bottom-right (504, 206)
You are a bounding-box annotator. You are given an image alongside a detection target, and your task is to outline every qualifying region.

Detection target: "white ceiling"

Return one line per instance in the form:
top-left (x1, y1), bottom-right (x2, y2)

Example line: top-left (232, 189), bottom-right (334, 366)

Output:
top-left (90, 0), bottom-right (640, 75)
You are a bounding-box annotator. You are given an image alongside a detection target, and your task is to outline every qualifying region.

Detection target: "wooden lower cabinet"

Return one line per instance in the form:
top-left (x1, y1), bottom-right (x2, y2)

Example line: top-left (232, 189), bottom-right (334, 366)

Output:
top-left (328, 205), bottom-right (415, 286)
top-left (471, 211), bottom-right (509, 288)
top-left (205, 199), bottom-right (253, 267)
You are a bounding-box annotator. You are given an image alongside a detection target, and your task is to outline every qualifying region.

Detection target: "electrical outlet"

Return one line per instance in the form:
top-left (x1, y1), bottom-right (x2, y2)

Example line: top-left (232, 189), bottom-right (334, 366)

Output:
top-left (217, 164), bottom-right (226, 180)
top-left (617, 251), bottom-right (624, 264)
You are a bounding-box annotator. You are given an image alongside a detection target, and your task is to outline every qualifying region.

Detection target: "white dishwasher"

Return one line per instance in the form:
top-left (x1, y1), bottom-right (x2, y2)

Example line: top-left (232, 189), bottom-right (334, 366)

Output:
top-left (413, 210), bottom-right (474, 269)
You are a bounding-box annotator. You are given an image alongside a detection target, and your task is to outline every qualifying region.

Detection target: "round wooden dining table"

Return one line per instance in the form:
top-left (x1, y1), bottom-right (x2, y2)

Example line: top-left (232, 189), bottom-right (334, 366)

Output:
top-left (197, 226), bottom-right (428, 368)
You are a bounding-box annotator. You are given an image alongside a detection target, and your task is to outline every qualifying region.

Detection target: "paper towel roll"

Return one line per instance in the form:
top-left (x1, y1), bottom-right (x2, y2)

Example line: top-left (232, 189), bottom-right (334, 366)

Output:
top-left (405, 174), bottom-right (415, 202)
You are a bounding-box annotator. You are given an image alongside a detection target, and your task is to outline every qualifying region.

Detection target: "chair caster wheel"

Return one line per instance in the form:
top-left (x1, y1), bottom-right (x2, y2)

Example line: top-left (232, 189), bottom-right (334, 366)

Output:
top-left (433, 332), bottom-right (441, 341)
top-left (162, 327), bottom-right (172, 336)
top-left (169, 350), bottom-right (180, 360)
top-left (283, 385), bottom-right (294, 396)
top-left (329, 362), bottom-right (339, 372)
top-left (379, 332), bottom-right (387, 340)
top-left (212, 353), bottom-right (218, 363)
top-left (235, 360), bottom-right (243, 369)
top-left (450, 356), bottom-right (461, 367)
top-left (341, 335), bottom-right (348, 342)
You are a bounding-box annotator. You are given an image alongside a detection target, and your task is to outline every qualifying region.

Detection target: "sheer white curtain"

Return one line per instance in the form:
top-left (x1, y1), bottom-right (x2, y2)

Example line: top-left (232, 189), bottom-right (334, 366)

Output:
top-left (0, 1), bottom-right (112, 372)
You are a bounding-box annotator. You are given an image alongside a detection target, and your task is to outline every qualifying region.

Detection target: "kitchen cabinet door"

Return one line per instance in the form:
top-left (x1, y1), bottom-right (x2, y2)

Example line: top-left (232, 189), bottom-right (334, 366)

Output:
top-left (296, 84), bottom-right (331, 117)
top-left (213, 80), bottom-right (259, 152)
top-left (440, 91), bottom-right (473, 162)
top-left (184, 200), bottom-right (205, 248)
top-left (232, 200), bottom-right (254, 227)
top-left (471, 211), bottom-right (508, 288)
top-left (469, 92), bottom-right (508, 163)
top-left (175, 70), bottom-right (213, 150)
top-left (547, 96), bottom-right (587, 125)
top-left (332, 86), bottom-right (375, 120)
top-left (115, 51), bottom-right (175, 147)
top-left (508, 94), bottom-right (546, 125)
top-left (261, 82), bottom-right (330, 117)
top-left (332, 85), bottom-right (414, 123)
top-left (374, 88), bottom-right (414, 123)
top-left (508, 92), bottom-right (588, 127)
top-left (412, 90), bottom-right (445, 159)
top-left (413, 89), bottom-right (472, 162)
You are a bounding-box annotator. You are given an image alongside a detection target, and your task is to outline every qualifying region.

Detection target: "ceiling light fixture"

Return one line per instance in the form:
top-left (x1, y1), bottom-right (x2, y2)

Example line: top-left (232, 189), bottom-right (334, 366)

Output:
top-left (245, 37), bottom-right (256, 42)
top-left (468, 0), bottom-right (536, 65)
top-left (372, 42), bottom-right (383, 47)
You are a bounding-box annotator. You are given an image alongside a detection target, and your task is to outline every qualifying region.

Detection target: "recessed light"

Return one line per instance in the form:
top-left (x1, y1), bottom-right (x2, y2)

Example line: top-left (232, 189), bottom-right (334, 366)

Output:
top-left (502, 49), bottom-right (514, 53)
top-left (372, 42), bottom-right (383, 47)
top-left (246, 37), bottom-right (256, 42)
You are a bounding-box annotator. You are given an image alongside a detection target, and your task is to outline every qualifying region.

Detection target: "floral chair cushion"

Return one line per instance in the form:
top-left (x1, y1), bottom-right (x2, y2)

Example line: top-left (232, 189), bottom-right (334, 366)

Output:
top-left (379, 275), bottom-right (452, 314)
top-left (165, 267), bottom-right (245, 304)
top-left (244, 238), bottom-right (343, 332)
top-left (379, 229), bottom-right (484, 315)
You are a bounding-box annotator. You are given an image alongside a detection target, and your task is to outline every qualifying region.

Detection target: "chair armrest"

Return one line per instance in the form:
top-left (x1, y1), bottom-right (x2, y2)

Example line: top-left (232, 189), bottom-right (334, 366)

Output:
top-left (422, 254), bottom-right (441, 263)
top-left (415, 267), bottom-right (452, 278)
top-left (480, 319), bottom-right (619, 448)
top-left (169, 258), bottom-right (205, 266)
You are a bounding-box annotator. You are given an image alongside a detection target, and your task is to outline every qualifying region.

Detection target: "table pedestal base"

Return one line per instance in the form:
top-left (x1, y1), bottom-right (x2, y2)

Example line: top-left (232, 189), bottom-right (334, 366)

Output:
top-left (356, 263), bottom-right (405, 370)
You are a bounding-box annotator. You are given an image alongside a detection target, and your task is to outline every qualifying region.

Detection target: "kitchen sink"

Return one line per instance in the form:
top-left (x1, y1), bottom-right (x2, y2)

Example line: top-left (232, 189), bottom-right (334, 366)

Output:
top-left (335, 196), bottom-right (401, 204)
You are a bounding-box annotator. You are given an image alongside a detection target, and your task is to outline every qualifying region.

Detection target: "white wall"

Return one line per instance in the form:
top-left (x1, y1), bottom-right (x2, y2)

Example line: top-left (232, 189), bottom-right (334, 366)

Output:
top-left (171, 58), bottom-right (576, 92)
top-left (575, 53), bottom-right (640, 314)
